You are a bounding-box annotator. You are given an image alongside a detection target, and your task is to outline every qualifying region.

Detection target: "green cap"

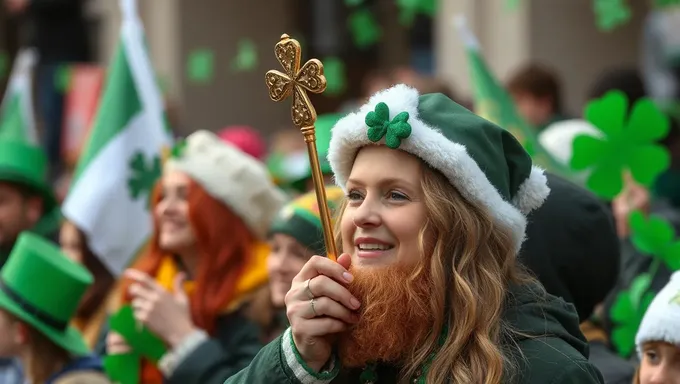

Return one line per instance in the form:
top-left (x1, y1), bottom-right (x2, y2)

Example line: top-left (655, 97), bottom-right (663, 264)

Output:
top-left (0, 232), bottom-right (93, 355)
top-left (269, 186), bottom-right (345, 255)
top-left (0, 140), bottom-right (56, 212)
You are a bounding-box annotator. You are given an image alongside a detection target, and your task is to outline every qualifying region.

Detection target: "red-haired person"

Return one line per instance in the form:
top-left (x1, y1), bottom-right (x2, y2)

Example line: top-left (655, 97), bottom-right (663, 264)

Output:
top-left (106, 131), bottom-right (286, 384)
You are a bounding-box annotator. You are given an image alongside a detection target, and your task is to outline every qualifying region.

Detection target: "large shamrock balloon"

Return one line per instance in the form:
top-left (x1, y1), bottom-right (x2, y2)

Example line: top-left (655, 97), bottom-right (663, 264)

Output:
top-left (610, 273), bottom-right (655, 356)
top-left (570, 91), bottom-right (671, 199)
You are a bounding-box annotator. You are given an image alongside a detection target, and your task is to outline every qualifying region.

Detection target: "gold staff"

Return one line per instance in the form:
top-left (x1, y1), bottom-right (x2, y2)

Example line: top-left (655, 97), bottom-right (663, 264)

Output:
top-left (265, 34), bottom-right (338, 262)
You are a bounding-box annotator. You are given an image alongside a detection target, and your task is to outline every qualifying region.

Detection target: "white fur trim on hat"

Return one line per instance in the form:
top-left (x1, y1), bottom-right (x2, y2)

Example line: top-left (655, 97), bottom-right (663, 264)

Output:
top-left (165, 130), bottom-right (287, 239)
top-left (328, 84), bottom-right (549, 251)
top-left (636, 271), bottom-right (680, 356)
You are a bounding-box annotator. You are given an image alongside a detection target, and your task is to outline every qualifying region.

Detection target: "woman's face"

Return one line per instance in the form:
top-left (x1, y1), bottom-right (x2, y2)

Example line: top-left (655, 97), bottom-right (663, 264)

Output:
top-left (59, 221), bottom-right (83, 263)
top-left (155, 171), bottom-right (196, 253)
top-left (0, 311), bottom-right (22, 357)
top-left (341, 146), bottom-right (427, 268)
top-left (640, 341), bottom-right (680, 384)
top-left (267, 233), bottom-right (312, 307)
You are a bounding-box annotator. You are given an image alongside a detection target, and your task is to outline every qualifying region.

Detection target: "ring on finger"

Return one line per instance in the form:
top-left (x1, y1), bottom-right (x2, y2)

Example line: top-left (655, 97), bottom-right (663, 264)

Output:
top-left (310, 298), bottom-right (318, 317)
top-left (305, 278), bottom-right (315, 300)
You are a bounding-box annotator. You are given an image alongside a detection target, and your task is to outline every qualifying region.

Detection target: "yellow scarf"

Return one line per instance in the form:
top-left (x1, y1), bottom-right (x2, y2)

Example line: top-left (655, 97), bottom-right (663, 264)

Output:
top-left (155, 241), bottom-right (271, 313)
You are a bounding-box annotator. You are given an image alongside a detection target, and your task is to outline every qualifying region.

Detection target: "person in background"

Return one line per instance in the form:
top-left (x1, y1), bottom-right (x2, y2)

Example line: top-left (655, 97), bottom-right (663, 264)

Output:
top-left (507, 62), bottom-right (568, 131)
top-left (4, 0), bottom-right (91, 181)
top-left (0, 139), bottom-right (60, 263)
top-left (265, 187), bottom-right (345, 343)
top-left (633, 271), bottom-right (680, 384)
top-left (520, 173), bottom-right (635, 384)
top-left (59, 221), bottom-right (115, 353)
top-left (106, 130), bottom-right (286, 384)
top-left (0, 232), bottom-right (109, 384)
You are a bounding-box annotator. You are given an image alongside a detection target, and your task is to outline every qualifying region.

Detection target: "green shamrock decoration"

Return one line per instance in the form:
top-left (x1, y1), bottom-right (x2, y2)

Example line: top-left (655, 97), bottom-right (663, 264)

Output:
top-left (323, 56), bottom-right (346, 96)
top-left (629, 211), bottom-right (680, 271)
top-left (231, 39), bottom-right (258, 73)
top-left (365, 102), bottom-right (412, 149)
top-left (655, 0), bottom-right (680, 8)
top-left (610, 274), bottom-right (656, 356)
top-left (348, 8), bottom-right (382, 49)
top-left (396, 0), bottom-right (436, 26)
top-left (170, 139), bottom-right (187, 159)
top-left (593, 0), bottom-right (632, 31)
top-left (570, 91), bottom-right (671, 199)
top-left (187, 49), bottom-right (214, 84)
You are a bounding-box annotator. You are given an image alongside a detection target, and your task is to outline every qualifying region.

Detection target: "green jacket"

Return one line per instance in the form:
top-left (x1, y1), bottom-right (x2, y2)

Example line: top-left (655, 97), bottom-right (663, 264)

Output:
top-left (223, 284), bottom-right (604, 383)
top-left (0, 207), bottom-right (61, 265)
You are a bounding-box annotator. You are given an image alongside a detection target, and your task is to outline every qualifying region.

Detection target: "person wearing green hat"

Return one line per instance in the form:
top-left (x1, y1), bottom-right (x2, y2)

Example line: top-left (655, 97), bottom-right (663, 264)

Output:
top-left (0, 232), bottom-right (109, 383)
top-left (224, 84), bottom-right (603, 384)
top-left (0, 139), bottom-right (60, 264)
top-left (265, 186), bottom-right (345, 341)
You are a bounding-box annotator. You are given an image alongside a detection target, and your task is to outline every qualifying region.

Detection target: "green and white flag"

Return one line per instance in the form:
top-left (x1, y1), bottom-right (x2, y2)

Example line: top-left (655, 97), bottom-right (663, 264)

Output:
top-left (0, 48), bottom-right (38, 143)
top-left (63, 0), bottom-right (173, 276)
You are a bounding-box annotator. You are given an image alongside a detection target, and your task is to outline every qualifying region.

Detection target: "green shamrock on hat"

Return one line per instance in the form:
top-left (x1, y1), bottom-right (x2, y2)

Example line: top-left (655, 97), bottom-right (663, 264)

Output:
top-left (570, 91), bottom-right (671, 200)
top-left (365, 102), bottom-right (412, 149)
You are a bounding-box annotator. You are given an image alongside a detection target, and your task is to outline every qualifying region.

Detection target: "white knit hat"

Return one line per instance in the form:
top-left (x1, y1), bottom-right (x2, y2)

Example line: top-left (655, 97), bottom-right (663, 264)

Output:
top-left (538, 119), bottom-right (602, 166)
top-left (165, 130), bottom-right (287, 240)
top-left (635, 271), bottom-right (680, 356)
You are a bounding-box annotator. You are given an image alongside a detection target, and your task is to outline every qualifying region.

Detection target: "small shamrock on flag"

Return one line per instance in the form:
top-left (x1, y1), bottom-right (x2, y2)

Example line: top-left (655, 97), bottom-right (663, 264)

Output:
top-left (323, 57), bottom-right (346, 96)
top-left (593, 0), bottom-right (632, 31)
top-left (570, 91), bottom-right (671, 199)
top-left (610, 273), bottom-right (656, 356)
top-left (348, 8), bottom-right (382, 49)
top-left (365, 102), bottom-right (412, 149)
top-left (629, 211), bottom-right (680, 271)
top-left (127, 152), bottom-right (162, 209)
top-left (187, 49), bottom-right (214, 84)
top-left (231, 39), bottom-right (258, 73)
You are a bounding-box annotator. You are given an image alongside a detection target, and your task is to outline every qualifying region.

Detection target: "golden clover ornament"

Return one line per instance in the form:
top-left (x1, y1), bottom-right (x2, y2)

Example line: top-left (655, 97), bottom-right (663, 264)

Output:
top-left (265, 34), bottom-right (337, 262)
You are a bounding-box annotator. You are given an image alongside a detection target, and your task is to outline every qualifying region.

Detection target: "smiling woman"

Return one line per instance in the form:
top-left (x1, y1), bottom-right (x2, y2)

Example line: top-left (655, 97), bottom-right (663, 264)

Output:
top-left (224, 84), bottom-right (605, 384)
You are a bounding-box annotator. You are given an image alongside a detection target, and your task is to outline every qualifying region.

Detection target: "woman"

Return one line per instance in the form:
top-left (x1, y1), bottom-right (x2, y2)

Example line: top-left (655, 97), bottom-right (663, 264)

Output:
top-left (0, 232), bottom-right (109, 384)
top-left (106, 130), bottom-right (286, 383)
top-left (225, 85), bottom-right (604, 383)
top-left (634, 271), bottom-right (680, 384)
top-left (266, 187), bottom-right (345, 342)
top-left (59, 221), bottom-right (116, 352)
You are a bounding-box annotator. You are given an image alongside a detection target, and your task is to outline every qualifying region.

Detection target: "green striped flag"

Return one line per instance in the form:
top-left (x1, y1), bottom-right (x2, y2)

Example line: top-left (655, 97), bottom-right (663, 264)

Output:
top-left (454, 16), bottom-right (572, 178)
top-left (0, 48), bottom-right (38, 143)
top-left (62, 0), bottom-right (173, 276)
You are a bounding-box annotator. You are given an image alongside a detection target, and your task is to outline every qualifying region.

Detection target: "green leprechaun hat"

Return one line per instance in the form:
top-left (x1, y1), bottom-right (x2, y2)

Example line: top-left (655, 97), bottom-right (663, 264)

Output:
top-left (0, 232), bottom-right (93, 355)
top-left (269, 186), bottom-right (345, 255)
top-left (289, 113), bottom-right (343, 193)
top-left (328, 84), bottom-right (550, 251)
top-left (0, 139), bottom-right (57, 212)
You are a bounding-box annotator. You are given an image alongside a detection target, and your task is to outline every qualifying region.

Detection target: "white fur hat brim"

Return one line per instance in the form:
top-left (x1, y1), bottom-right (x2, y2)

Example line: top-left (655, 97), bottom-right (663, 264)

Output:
top-left (166, 130), bottom-right (287, 239)
top-left (636, 271), bottom-right (680, 356)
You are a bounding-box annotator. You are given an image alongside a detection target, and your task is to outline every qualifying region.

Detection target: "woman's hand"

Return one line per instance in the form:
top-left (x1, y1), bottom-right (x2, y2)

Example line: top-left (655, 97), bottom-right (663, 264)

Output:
top-left (125, 269), bottom-right (197, 347)
top-left (285, 253), bottom-right (361, 372)
top-left (106, 331), bottom-right (131, 354)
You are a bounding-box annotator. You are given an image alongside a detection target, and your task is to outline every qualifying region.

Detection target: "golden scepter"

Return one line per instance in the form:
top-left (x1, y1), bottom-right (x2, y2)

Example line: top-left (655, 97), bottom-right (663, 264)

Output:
top-left (265, 34), bottom-right (338, 262)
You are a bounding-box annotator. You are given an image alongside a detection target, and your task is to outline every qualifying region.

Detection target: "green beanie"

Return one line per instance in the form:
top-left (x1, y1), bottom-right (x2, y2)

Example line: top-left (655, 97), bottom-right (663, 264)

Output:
top-left (269, 186), bottom-right (345, 255)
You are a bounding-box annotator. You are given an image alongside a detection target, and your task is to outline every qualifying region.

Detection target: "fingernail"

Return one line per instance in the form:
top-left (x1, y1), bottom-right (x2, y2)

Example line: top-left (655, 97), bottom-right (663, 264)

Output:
top-left (343, 272), bottom-right (353, 283)
top-left (350, 297), bottom-right (361, 308)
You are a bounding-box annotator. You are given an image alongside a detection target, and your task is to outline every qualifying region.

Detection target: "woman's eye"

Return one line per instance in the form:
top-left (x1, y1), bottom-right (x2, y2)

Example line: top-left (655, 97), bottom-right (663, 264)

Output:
top-left (347, 191), bottom-right (363, 201)
top-left (645, 351), bottom-right (660, 364)
top-left (389, 191), bottom-right (408, 200)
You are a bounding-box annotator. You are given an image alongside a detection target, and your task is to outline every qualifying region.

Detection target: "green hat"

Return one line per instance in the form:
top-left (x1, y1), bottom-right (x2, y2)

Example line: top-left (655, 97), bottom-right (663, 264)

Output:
top-left (0, 232), bottom-right (93, 355)
top-left (269, 186), bottom-right (345, 255)
top-left (289, 114), bottom-right (343, 192)
top-left (327, 84), bottom-right (550, 251)
top-left (0, 140), bottom-right (56, 212)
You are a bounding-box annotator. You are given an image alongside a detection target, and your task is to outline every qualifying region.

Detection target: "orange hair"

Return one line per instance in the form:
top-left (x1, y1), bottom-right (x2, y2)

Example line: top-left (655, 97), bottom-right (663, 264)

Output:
top-left (123, 179), bottom-right (255, 334)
